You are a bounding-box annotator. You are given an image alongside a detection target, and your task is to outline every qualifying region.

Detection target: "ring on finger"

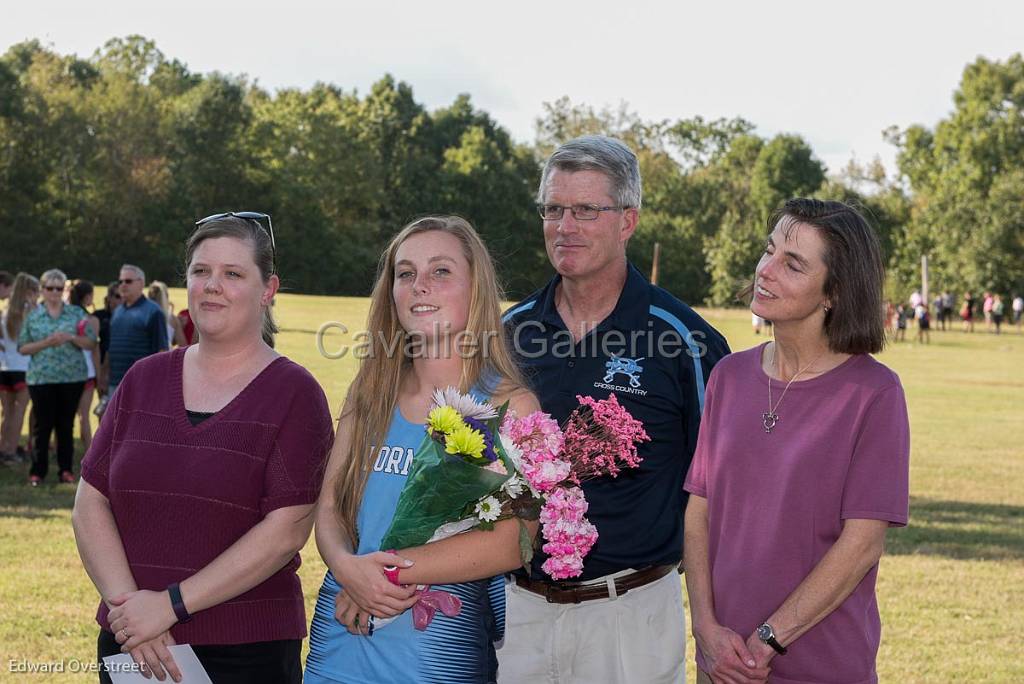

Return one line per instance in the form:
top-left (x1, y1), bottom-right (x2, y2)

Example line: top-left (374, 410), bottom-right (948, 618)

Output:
top-left (120, 628), bottom-right (129, 640)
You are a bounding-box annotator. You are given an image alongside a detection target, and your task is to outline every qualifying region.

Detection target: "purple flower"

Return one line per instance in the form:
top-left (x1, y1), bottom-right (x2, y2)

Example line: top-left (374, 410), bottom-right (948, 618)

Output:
top-left (464, 417), bottom-right (498, 462)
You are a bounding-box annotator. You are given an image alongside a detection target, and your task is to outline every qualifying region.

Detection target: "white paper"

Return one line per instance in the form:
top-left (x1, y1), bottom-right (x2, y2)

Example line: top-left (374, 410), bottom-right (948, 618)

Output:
top-left (103, 644), bottom-right (212, 684)
top-left (427, 516), bottom-right (480, 543)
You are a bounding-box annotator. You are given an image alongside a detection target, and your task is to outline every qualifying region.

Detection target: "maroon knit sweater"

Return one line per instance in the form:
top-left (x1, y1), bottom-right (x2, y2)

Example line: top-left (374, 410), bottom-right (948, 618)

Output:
top-left (81, 347), bottom-right (334, 645)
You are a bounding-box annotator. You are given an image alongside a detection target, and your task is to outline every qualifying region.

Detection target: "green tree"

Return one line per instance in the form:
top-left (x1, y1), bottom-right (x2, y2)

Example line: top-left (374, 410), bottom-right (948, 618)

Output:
top-left (249, 84), bottom-right (381, 294)
top-left (888, 54), bottom-right (1024, 296)
top-left (435, 96), bottom-right (544, 296)
top-left (700, 134), bottom-right (821, 305)
top-left (750, 134), bottom-right (827, 215)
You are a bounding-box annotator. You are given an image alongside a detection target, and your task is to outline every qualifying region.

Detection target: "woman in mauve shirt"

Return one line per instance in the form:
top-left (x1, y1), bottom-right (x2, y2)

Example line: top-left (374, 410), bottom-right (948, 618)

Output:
top-left (73, 214), bottom-right (334, 684)
top-left (683, 199), bottom-right (910, 684)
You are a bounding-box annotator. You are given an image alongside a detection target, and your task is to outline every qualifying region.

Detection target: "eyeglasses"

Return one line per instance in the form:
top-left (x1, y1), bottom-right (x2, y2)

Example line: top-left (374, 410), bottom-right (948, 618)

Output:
top-left (43, 286), bottom-right (63, 292)
top-left (195, 211), bottom-right (276, 253)
top-left (537, 204), bottom-right (625, 221)
top-left (118, 279), bottom-right (137, 285)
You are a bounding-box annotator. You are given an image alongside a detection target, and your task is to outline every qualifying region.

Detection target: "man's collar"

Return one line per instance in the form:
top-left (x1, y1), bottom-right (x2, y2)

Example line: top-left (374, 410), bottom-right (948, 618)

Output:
top-left (604, 263), bottom-right (651, 332)
top-left (534, 263), bottom-right (650, 332)
top-left (123, 294), bottom-right (147, 309)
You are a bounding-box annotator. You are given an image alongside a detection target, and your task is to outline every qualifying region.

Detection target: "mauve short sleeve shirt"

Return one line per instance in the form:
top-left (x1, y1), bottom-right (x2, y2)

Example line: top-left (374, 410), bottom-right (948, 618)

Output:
top-left (684, 344), bottom-right (910, 684)
top-left (81, 347), bottom-right (335, 645)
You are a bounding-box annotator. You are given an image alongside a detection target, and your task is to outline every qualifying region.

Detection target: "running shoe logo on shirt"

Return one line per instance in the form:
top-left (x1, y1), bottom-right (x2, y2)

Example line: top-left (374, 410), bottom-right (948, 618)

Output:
top-left (602, 355), bottom-right (645, 388)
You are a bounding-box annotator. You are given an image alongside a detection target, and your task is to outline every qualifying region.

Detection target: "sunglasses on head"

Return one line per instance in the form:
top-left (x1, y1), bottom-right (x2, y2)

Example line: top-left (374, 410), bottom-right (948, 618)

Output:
top-left (195, 211), bottom-right (276, 253)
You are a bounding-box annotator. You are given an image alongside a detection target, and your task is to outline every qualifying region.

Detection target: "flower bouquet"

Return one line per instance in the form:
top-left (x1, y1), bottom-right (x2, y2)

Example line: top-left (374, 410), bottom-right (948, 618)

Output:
top-left (372, 388), bottom-right (649, 630)
top-left (377, 387), bottom-right (538, 553)
top-left (372, 387), bottom-right (541, 631)
top-left (506, 393), bottom-right (650, 579)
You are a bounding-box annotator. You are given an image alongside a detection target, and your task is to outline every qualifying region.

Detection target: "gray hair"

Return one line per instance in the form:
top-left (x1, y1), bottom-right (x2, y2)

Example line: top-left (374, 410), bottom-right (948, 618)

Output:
top-left (120, 263), bottom-right (146, 283)
top-left (537, 135), bottom-right (642, 210)
top-left (40, 268), bottom-right (67, 287)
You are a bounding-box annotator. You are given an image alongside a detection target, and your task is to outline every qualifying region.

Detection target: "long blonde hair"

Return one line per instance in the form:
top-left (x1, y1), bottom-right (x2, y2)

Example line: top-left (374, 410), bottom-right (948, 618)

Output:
top-left (333, 215), bottom-right (525, 545)
top-left (5, 273), bottom-right (40, 339)
top-left (148, 281), bottom-right (171, 315)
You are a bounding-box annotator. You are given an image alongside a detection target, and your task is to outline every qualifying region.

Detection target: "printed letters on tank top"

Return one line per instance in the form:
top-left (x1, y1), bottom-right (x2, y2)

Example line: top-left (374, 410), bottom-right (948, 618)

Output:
top-left (371, 445), bottom-right (414, 476)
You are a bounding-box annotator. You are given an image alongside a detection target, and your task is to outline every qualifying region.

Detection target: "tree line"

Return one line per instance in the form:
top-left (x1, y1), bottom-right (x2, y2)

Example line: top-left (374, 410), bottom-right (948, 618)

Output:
top-left (1, 36), bottom-right (1021, 303)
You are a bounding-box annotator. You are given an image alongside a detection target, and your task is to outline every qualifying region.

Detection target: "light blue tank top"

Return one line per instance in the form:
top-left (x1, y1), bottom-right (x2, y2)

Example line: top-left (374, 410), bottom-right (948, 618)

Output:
top-left (306, 387), bottom-right (504, 684)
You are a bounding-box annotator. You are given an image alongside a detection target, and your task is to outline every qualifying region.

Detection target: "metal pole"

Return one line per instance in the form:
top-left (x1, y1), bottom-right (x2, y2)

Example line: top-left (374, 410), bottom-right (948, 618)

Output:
top-left (651, 242), bottom-right (661, 285)
top-left (921, 254), bottom-right (929, 305)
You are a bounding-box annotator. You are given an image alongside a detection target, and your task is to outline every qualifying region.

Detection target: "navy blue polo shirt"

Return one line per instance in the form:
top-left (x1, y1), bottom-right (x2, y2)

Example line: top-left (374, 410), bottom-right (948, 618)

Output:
top-left (504, 263), bottom-right (730, 581)
top-left (109, 295), bottom-right (169, 386)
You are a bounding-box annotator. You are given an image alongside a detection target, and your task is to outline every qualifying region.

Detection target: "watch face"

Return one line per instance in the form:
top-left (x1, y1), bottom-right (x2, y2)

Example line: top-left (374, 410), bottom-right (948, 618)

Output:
top-left (757, 624), bottom-right (772, 641)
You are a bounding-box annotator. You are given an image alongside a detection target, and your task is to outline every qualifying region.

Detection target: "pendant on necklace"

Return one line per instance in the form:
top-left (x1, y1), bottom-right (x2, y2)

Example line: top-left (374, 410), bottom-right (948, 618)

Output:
top-left (762, 411), bottom-right (778, 433)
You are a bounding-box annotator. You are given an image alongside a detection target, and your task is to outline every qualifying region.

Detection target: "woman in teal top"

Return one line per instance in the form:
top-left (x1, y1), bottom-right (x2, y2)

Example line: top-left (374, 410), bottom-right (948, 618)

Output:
top-left (307, 216), bottom-right (540, 684)
top-left (18, 268), bottom-right (96, 485)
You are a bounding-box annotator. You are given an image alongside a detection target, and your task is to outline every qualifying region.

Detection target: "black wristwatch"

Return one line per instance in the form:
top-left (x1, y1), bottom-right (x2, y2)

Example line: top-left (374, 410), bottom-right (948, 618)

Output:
top-left (756, 622), bottom-right (787, 655)
top-left (167, 582), bottom-right (193, 623)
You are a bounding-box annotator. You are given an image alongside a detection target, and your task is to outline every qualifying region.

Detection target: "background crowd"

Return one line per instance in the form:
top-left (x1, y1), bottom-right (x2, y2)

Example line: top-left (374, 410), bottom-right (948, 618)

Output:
top-left (2, 261), bottom-right (1021, 483)
top-left (0, 266), bottom-right (194, 481)
top-left (886, 290), bottom-right (1023, 343)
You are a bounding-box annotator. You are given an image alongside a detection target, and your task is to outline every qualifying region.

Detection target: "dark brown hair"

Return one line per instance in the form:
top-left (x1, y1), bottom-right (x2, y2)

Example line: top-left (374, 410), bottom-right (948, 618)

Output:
top-left (68, 279), bottom-right (94, 308)
top-left (184, 216), bottom-right (278, 346)
top-left (768, 198), bottom-right (886, 354)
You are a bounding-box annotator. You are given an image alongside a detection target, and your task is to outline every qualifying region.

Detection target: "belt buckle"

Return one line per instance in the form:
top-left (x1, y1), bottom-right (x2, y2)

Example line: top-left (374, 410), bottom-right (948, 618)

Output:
top-left (544, 583), bottom-right (560, 603)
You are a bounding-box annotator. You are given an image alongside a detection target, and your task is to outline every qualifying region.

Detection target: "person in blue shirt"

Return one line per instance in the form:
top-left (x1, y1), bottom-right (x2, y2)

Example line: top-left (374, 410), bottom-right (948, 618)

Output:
top-left (105, 264), bottom-right (168, 395)
top-left (307, 216), bottom-right (541, 684)
top-left (497, 136), bottom-right (729, 684)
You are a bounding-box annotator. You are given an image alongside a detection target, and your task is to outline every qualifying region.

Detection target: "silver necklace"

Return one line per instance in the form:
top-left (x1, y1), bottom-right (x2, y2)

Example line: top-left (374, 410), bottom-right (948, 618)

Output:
top-left (762, 346), bottom-right (824, 433)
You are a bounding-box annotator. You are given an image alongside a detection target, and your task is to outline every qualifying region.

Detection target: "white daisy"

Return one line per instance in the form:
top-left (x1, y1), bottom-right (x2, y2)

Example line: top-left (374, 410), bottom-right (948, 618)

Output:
top-left (498, 430), bottom-right (524, 471)
top-left (431, 386), bottom-right (499, 421)
top-left (474, 496), bottom-right (502, 522)
top-left (501, 474), bottom-right (526, 499)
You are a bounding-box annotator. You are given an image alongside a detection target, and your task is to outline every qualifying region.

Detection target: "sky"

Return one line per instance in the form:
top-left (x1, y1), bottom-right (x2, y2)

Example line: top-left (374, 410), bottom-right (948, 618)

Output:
top-left (5, 0), bottom-right (1024, 175)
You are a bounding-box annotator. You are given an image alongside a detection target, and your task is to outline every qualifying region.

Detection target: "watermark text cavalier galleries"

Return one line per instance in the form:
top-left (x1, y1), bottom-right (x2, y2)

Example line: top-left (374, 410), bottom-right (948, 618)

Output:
top-left (8, 657), bottom-right (142, 674)
top-left (315, 320), bottom-right (709, 361)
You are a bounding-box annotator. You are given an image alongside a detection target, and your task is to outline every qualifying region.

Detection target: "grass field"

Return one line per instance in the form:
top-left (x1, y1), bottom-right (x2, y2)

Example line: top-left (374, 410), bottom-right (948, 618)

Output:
top-left (1, 294), bottom-right (1021, 682)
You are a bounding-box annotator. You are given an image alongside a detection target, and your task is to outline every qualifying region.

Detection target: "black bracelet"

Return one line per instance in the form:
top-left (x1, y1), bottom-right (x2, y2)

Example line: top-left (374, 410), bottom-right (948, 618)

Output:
top-left (167, 582), bottom-right (192, 623)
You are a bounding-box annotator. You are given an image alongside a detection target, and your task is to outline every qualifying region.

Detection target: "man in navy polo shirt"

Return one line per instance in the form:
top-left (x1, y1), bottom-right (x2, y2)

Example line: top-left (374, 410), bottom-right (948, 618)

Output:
top-left (106, 264), bottom-right (168, 395)
top-left (496, 136), bottom-right (729, 684)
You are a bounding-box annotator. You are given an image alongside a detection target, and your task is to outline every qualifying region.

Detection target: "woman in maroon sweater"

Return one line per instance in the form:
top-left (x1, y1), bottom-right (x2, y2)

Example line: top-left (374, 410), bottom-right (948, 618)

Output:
top-left (73, 214), bottom-right (334, 683)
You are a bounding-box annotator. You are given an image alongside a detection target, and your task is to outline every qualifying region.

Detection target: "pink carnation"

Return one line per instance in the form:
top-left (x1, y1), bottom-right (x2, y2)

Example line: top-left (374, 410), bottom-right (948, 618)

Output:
top-left (507, 411), bottom-right (563, 460)
top-left (541, 518), bottom-right (597, 550)
top-left (542, 553), bottom-right (585, 580)
top-left (541, 541), bottom-right (577, 557)
top-left (505, 399), bottom-right (647, 581)
top-left (521, 457), bottom-right (571, 493)
top-left (538, 488), bottom-right (599, 579)
top-left (543, 486), bottom-right (589, 518)
top-left (538, 503), bottom-right (561, 526)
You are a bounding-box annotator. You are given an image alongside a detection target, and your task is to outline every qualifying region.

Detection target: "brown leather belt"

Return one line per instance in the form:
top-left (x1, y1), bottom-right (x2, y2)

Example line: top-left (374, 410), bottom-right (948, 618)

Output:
top-left (514, 564), bottom-right (677, 604)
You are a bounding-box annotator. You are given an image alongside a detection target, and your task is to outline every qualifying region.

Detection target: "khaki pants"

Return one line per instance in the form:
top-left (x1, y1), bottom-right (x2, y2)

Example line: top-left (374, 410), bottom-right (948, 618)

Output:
top-left (496, 569), bottom-right (686, 684)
